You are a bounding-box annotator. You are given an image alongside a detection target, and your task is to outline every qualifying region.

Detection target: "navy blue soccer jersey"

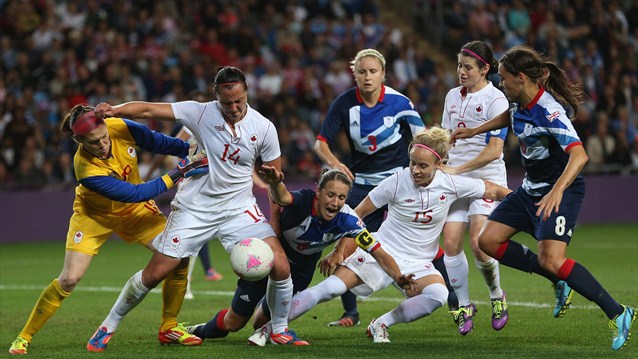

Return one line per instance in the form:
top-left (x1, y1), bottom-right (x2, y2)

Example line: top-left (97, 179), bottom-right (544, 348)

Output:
top-left (279, 189), bottom-right (366, 264)
top-left (509, 87), bottom-right (583, 195)
top-left (317, 86), bottom-right (425, 185)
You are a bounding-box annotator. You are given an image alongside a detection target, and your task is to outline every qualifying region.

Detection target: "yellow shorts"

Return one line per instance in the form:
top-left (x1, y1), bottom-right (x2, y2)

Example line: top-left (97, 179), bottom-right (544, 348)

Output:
top-left (65, 200), bottom-right (167, 256)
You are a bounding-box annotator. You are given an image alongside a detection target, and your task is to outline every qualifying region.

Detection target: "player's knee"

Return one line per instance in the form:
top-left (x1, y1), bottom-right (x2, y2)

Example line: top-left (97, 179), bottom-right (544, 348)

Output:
top-left (224, 312), bottom-right (250, 332)
top-left (422, 282), bottom-right (448, 306)
top-left (58, 274), bottom-right (81, 292)
top-left (537, 254), bottom-right (561, 275)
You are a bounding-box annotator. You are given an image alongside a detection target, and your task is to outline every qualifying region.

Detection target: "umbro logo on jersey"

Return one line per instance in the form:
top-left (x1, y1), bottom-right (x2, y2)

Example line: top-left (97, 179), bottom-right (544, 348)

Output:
top-left (351, 120), bottom-right (359, 127)
top-left (405, 199), bottom-right (415, 203)
top-left (240, 294), bottom-right (250, 302)
top-left (215, 125), bottom-right (225, 131)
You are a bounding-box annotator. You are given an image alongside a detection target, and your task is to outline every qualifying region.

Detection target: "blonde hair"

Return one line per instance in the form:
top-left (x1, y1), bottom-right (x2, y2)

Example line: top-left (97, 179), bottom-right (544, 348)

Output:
top-left (410, 126), bottom-right (450, 163)
top-left (350, 49), bottom-right (386, 73)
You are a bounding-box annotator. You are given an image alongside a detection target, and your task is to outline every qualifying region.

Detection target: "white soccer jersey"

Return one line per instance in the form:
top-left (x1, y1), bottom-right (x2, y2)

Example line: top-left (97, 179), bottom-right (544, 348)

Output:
top-left (442, 82), bottom-right (509, 181)
top-left (170, 101), bottom-right (280, 211)
top-left (369, 168), bottom-right (485, 262)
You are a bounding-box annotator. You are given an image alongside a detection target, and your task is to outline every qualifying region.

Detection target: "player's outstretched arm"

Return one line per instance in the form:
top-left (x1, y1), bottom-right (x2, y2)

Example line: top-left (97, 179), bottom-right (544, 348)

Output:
top-left (259, 165), bottom-right (293, 207)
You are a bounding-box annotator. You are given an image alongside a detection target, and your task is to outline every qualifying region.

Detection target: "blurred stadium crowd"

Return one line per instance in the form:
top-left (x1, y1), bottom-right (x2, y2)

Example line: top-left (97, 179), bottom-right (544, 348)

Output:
top-left (0, 0), bottom-right (637, 190)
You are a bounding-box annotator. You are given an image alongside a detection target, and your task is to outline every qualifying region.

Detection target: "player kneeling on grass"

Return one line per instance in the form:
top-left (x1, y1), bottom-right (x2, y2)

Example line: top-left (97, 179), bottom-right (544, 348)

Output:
top-left (8, 105), bottom-right (208, 355)
top-left (186, 168), bottom-right (416, 346)
top-left (251, 126), bottom-right (512, 344)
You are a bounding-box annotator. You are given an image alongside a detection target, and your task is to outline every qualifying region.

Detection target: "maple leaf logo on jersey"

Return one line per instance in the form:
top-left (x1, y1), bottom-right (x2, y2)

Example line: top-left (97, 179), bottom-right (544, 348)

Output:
top-left (170, 236), bottom-right (181, 250)
top-left (546, 111), bottom-right (561, 122)
top-left (73, 231), bottom-right (84, 244)
top-left (439, 194), bottom-right (447, 205)
top-left (127, 146), bottom-right (136, 158)
top-left (249, 133), bottom-right (258, 146)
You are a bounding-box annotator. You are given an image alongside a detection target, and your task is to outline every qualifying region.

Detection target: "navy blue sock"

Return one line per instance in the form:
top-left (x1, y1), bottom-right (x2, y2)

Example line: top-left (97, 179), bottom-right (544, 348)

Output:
top-left (197, 309), bottom-right (229, 339)
top-left (559, 259), bottom-right (624, 319)
top-left (198, 242), bottom-right (212, 273)
top-left (340, 291), bottom-right (358, 316)
top-left (432, 250), bottom-right (458, 309)
top-left (495, 240), bottom-right (557, 282)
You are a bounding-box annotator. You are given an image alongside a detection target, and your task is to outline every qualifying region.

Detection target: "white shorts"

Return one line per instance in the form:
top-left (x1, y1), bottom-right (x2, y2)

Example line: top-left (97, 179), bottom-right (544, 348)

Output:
top-left (153, 203), bottom-right (276, 258)
top-left (447, 195), bottom-right (501, 223)
top-left (343, 248), bottom-right (441, 297)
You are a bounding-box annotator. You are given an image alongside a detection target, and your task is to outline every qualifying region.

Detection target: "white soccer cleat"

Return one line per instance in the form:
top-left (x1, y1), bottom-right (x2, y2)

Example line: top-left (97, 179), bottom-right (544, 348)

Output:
top-left (247, 325), bottom-right (270, 347)
top-left (366, 319), bottom-right (390, 343)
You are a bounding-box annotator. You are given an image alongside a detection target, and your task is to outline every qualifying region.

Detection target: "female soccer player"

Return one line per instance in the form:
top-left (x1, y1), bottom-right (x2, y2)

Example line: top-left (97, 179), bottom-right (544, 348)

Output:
top-left (439, 40), bottom-right (510, 335)
top-left (87, 66), bottom-right (307, 350)
top-left (313, 48), bottom-right (457, 327)
top-left (451, 45), bottom-right (635, 351)
top-left (253, 126), bottom-right (511, 344)
top-left (187, 168), bottom-right (415, 346)
top-left (8, 105), bottom-right (208, 355)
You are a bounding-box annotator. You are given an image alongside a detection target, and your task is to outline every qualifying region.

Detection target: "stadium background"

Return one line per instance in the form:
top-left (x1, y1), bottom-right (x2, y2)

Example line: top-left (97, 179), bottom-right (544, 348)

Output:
top-left (0, 0), bottom-right (636, 242)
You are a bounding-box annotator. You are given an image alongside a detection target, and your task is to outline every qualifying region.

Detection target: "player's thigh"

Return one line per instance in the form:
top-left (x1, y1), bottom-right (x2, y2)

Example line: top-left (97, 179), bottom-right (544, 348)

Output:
top-left (218, 205), bottom-right (276, 253)
top-left (118, 200), bottom-right (167, 248)
top-left (154, 208), bottom-right (222, 258)
top-left (65, 211), bottom-right (114, 256)
top-left (232, 278), bottom-right (268, 318)
top-left (534, 185), bottom-right (584, 244)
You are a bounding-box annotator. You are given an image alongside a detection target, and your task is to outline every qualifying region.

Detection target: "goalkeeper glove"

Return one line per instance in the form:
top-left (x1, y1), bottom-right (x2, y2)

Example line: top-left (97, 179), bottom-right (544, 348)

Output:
top-left (166, 149), bottom-right (209, 185)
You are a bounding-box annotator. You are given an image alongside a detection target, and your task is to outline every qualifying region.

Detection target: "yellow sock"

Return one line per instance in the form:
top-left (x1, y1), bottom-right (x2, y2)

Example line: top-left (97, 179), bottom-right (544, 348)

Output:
top-left (160, 259), bottom-right (189, 332)
top-left (18, 279), bottom-right (70, 341)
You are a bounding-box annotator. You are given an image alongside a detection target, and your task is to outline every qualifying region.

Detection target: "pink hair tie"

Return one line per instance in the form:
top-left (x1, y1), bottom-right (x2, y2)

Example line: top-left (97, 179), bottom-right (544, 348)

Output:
top-left (461, 48), bottom-right (489, 66)
top-left (412, 144), bottom-right (441, 160)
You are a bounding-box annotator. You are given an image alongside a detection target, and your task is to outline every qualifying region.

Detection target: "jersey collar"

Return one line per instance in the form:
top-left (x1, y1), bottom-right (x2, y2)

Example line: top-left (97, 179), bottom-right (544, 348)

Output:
top-left (525, 85), bottom-right (545, 110)
top-left (355, 85), bottom-right (386, 104)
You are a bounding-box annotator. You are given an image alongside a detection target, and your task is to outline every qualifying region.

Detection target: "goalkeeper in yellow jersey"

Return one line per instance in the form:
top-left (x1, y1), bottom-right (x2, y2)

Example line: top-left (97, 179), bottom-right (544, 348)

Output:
top-left (8, 104), bottom-right (208, 355)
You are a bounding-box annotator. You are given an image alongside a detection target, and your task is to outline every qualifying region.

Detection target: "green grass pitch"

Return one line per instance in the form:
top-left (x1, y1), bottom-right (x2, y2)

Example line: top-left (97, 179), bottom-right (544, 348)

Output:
top-left (1, 224), bottom-right (636, 358)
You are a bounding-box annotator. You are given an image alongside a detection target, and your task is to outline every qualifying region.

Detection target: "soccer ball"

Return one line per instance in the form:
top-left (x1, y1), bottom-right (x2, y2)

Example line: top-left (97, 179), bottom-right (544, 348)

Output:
top-left (230, 238), bottom-right (274, 281)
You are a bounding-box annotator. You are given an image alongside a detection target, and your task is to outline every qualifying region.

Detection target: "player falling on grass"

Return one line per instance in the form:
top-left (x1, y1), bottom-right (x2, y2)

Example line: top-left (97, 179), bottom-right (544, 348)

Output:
top-left (252, 126), bottom-right (511, 344)
top-left (439, 40), bottom-right (510, 335)
top-left (87, 66), bottom-right (309, 350)
top-left (313, 48), bottom-right (457, 327)
top-left (186, 168), bottom-right (416, 346)
top-left (8, 105), bottom-right (208, 355)
top-left (451, 45), bottom-right (636, 351)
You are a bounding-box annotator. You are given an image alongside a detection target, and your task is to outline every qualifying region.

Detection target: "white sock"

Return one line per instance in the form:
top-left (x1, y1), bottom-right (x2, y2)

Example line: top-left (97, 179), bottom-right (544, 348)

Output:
top-left (267, 276), bottom-right (293, 334)
top-left (444, 251), bottom-right (470, 306)
top-left (475, 257), bottom-right (503, 298)
top-left (100, 270), bottom-right (150, 332)
top-left (186, 255), bottom-right (196, 294)
top-left (377, 283), bottom-right (447, 328)
top-left (289, 275), bottom-right (347, 321)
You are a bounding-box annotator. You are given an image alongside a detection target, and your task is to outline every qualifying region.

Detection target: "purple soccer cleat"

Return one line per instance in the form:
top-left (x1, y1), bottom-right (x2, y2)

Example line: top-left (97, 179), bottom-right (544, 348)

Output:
top-left (491, 291), bottom-right (509, 330)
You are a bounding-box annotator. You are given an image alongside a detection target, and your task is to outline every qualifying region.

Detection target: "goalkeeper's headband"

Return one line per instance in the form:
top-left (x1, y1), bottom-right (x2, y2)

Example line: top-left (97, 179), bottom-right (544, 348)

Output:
top-left (71, 110), bottom-right (104, 136)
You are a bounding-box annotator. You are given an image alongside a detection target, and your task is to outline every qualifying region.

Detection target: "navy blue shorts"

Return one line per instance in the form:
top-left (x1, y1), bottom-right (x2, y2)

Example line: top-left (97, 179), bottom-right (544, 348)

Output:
top-left (348, 183), bottom-right (386, 232)
top-left (488, 181), bottom-right (585, 244)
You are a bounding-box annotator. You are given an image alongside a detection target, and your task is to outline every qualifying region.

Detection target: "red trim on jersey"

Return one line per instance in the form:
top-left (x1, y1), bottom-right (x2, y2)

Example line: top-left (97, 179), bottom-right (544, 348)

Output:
top-left (494, 241), bottom-right (510, 260)
top-left (316, 135), bottom-right (328, 143)
top-left (368, 242), bottom-right (381, 253)
top-left (355, 85), bottom-right (386, 103)
top-left (216, 308), bottom-right (229, 331)
top-left (435, 246), bottom-right (445, 260)
top-left (557, 258), bottom-right (576, 280)
top-left (526, 85), bottom-right (545, 110)
top-left (460, 87), bottom-right (468, 97)
top-left (564, 141), bottom-right (582, 153)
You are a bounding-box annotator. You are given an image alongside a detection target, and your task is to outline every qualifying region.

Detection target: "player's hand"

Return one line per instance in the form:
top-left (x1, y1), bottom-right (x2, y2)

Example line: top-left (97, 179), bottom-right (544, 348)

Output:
top-left (396, 273), bottom-right (417, 291)
top-left (318, 249), bottom-right (343, 277)
top-left (332, 162), bottom-right (354, 180)
top-left (94, 102), bottom-right (115, 118)
top-left (168, 149), bottom-right (208, 184)
top-left (535, 188), bottom-right (563, 221)
top-left (258, 165), bottom-right (284, 186)
top-left (450, 127), bottom-right (475, 146)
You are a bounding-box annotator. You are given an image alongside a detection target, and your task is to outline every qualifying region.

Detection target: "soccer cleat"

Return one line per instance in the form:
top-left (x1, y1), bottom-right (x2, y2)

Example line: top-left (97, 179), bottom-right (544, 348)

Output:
top-left (9, 337), bottom-right (29, 355)
top-left (610, 305), bottom-right (636, 351)
top-left (553, 280), bottom-right (573, 318)
top-left (269, 329), bottom-right (309, 346)
top-left (87, 327), bottom-right (113, 352)
top-left (450, 303), bottom-right (477, 335)
top-left (247, 326), bottom-right (271, 347)
top-left (327, 312), bottom-right (360, 327)
top-left (205, 268), bottom-right (223, 281)
top-left (366, 319), bottom-right (390, 343)
top-left (158, 323), bottom-right (203, 346)
top-left (491, 291), bottom-right (509, 330)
